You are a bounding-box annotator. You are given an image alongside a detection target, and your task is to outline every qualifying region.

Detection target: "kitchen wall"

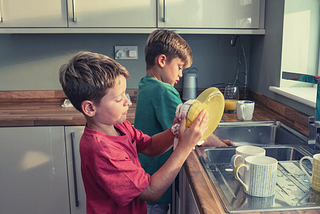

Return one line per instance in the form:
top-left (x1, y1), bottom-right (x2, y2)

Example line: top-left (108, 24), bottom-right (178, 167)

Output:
top-left (0, 33), bottom-right (249, 90)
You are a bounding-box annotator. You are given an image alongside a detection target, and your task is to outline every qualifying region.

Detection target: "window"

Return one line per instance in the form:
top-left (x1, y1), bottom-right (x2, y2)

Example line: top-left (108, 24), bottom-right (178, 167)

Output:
top-left (270, 0), bottom-right (320, 108)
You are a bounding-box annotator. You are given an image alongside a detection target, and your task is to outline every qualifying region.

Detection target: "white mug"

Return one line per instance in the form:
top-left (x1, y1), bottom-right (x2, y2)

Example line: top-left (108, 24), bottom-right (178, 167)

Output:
top-left (235, 156), bottom-right (278, 197)
top-left (231, 146), bottom-right (266, 170)
top-left (236, 100), bottom-right (255, 120)
top-left (231, 146), bottom-right (265, 179)
top-left (246, 194), bottom-right (275, 208)
top-left (300, 154), bottom-right (320, 192)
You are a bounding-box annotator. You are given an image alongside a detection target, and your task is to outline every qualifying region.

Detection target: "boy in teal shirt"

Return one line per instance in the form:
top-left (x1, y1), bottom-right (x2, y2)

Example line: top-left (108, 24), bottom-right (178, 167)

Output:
top-left (135, 30), bottom-right (234, 214)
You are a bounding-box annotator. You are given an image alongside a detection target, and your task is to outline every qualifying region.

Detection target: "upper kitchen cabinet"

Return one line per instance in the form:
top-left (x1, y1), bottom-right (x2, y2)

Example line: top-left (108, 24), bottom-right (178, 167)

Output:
top-left (67, 0), bottom-right (156, 28)
top-left (0, 0), bottom-right (264, 34)
top-left (158, 0), bottom-right (265, 34)
top-left (0, 0), bottom-right (67, 27)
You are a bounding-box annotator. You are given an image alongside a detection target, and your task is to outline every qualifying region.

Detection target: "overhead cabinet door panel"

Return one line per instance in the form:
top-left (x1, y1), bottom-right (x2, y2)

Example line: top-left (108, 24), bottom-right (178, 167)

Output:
top-left (0, 0), bottom-right (67, 27)
top-left (68, 0), bottom-right (156, 28)
top-left (158, 0), bottom-right (261, 29)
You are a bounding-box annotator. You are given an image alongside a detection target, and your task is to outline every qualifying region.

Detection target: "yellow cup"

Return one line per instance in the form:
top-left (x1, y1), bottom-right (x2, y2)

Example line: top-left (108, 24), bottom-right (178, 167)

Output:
top-left (300, 154), bottom-right (320, 192)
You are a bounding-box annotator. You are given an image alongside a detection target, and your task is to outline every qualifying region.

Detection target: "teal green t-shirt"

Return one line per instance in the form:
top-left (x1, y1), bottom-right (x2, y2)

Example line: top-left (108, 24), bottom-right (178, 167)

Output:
top-left (134, 76), bottom-right (182, 205)
top-left (298, 75), bottom-right (320, 118)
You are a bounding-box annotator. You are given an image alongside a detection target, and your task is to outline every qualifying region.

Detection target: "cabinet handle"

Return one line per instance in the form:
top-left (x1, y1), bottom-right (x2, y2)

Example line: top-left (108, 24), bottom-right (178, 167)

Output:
top-left (72, 0), bottom-right (77, 22)
top-left (161, 0), bottom-right (166, 22)
top-left (0, 0), bottom-right (3, 22)
top-left (70, 132), bottom-right (80, 207)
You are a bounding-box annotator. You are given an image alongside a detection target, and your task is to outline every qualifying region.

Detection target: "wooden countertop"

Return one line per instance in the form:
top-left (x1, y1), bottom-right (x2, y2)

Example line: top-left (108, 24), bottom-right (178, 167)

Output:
top-left (0, 99), bottom-right (135, 127)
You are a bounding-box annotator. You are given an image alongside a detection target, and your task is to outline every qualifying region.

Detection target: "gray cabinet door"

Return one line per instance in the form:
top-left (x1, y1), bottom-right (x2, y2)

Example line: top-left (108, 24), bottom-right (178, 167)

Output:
top-left (65, 126), bottom-right (86, 214)
top-left (158, 0), bottom-right (263, 29)
top-left (0, 0), bottom-right (67, 27)
top-left (0, 126), bottom-right (69, 214)
top-left (67, 0), bottom-right (156, 28)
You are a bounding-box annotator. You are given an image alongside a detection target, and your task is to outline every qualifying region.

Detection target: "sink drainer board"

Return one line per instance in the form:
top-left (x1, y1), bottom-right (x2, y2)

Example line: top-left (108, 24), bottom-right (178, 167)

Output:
top-left (196, 145), bottom-right (320, 213)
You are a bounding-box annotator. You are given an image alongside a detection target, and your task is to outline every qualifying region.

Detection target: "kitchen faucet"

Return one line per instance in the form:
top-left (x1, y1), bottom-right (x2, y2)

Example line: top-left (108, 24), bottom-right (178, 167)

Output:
top-left (282, 72), bottom-right (320, 150)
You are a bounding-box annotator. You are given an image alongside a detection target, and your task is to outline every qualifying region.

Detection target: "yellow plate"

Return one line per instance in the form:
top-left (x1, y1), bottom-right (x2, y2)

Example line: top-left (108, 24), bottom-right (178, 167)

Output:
top-left (186, 87), bottom-right (225, 140)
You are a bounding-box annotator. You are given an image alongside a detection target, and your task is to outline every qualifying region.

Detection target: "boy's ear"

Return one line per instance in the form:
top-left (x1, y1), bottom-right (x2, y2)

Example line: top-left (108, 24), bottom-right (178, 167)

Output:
top-left (81, 100), bottom-right (96, 117)
top-left (157, 54), bottom-right (167, 68)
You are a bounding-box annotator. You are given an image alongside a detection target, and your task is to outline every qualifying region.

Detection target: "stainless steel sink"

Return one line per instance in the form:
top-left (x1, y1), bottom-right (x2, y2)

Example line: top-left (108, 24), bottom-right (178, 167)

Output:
top-left (204, 146), bottom-right (308, 164)
top-left (213, 121), bottom-right (308, 146)
top-left (195, 121), bottom-right (319, 213)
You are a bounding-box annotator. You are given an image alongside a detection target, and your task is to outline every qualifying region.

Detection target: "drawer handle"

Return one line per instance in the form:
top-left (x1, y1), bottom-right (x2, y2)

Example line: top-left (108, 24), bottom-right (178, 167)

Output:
top-left (70, 132), bottom-right (80, 207)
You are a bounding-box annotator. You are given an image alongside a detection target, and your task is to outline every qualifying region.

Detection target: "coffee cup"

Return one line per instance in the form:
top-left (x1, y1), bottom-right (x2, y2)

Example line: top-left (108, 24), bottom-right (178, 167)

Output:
top-left (246, 194), bottom-right (275, 208)
top-left (236, 100), bottom-right (255, 120)
top-left (231, 146), bottom-right (265, 178)
top-left (300, 154), bottom-right (320, 192)
top-left (234, 156), bottom-right (278, 197)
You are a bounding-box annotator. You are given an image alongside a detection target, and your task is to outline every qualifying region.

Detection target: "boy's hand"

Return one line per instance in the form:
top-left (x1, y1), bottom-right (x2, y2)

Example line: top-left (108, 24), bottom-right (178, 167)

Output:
top-left (173, 117), bottom-right (180, 125)
top-left (201, 134), bottom-right (235, 147)
top-left (177, 110), bottom-right (209, 150)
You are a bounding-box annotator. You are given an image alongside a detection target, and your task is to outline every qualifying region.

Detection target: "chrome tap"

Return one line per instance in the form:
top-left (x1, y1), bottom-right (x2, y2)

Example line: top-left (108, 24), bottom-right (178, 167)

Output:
top-left (309, 116), bottom-right (320, 150)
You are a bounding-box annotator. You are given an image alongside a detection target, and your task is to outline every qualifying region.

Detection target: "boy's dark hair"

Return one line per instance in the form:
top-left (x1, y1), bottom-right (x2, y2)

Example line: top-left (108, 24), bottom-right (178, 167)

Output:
top-left (59, 51), bottom-right (130, 113)
top-left (145, 29), bottom-right (193, 70)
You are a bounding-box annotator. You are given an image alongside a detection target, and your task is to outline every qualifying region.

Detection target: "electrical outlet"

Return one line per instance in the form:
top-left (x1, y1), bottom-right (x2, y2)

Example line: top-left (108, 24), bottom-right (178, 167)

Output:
top-left (114, 46), bottom-right (138, 59)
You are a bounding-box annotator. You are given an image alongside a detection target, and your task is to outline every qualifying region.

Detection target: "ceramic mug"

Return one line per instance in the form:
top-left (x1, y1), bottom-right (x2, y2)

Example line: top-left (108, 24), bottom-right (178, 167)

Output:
top-left (231, 146), bottom-right (266, 169)
top-left (234, 156), bottom-right (278, 197)
top-left (246, 194), bottom-right (275, 208)
top-left (300, 154), bottom-right (320, 192)
top-left (236, 100), bottom-right (255, 120)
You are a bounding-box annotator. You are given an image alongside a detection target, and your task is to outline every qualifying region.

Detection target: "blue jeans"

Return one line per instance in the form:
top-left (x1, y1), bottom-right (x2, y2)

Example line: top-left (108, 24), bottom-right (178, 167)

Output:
top-left (147, 204), bottom-right (169, 214)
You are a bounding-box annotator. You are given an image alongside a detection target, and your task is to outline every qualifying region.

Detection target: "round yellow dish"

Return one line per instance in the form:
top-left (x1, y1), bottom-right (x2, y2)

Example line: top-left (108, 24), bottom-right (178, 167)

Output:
top-left (186, 87), bottom-right (225, 140)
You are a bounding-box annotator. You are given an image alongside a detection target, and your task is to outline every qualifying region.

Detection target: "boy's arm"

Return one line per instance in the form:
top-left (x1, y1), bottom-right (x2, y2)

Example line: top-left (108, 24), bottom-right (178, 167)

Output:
top-left (138, 111), bottom-right (208, 202)
top-left (202, 133), bottom-right (235, 147)
top-left (140, 117), bottom-right (180, 157)
top-left (140, 128), bottom-right (175, 157)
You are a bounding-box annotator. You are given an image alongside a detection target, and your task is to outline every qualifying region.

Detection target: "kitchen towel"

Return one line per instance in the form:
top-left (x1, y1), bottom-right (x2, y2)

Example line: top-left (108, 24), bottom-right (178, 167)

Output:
top-left (171, 100), bottom-right (204, 150)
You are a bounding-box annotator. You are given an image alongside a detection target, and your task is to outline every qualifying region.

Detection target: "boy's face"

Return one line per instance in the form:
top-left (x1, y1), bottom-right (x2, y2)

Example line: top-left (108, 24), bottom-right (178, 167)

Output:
top-left (93, 75), bottom-right (131, 126)
top-left (162, 57), bottom-right (184, 86)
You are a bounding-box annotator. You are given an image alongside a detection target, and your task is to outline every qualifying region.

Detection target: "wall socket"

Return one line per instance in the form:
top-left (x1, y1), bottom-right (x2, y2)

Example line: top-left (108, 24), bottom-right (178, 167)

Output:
top-left (114, 46), bottom-right (138, 59)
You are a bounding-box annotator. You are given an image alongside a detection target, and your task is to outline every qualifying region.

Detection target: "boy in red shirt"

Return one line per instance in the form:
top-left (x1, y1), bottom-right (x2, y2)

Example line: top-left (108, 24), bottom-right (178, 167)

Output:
top-left (59, 51), bottom-right (208, 214)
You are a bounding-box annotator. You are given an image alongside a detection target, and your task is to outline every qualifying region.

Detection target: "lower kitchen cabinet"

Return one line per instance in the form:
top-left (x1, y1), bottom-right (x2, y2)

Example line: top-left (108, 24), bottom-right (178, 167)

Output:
top-left (64, 126), bottom-right (86, 214)
top-left (175, 167), bottom-right (200, 214)
top-left (1, 125), bottom-right (199, 214)
top-left (0, 126), bottom-right (86, 214)
top-left (0, 126), bottom-right (70, 214)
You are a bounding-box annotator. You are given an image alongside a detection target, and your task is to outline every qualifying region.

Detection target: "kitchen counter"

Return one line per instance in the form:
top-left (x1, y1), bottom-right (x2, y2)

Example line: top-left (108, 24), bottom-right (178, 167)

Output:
top-left (0, 89), bottom-right (315, 213)
top-left (0, 98), bottom-right (135, 127)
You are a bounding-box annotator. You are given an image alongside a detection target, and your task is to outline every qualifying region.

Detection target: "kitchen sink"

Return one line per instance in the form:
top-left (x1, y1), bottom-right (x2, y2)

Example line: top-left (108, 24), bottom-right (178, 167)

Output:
top-left (204, 146), bottom-right (307, 164)
top-left (195, 121), bottom-right (320, 213)
top-left (213, 121), bottom-right (308, 146)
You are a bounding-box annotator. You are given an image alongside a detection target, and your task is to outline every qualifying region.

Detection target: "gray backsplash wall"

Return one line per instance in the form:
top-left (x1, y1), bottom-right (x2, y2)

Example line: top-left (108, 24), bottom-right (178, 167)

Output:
top-left (0, 33), bottom-right (249, 91)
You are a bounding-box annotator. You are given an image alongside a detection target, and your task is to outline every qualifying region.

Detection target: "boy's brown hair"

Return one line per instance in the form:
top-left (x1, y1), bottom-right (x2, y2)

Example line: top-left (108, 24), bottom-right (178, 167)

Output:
top-left (59, 51), bottom-right (130, 113)
top-left (145, 29), bottom-right (193, 70)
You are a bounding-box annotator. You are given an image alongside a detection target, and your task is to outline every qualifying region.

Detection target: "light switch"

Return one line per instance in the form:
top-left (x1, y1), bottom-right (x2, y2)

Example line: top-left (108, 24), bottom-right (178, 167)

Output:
top-left (114, 46), bottom-right (138, 59)
top-left (129, 50), bottom-right (137, 58)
